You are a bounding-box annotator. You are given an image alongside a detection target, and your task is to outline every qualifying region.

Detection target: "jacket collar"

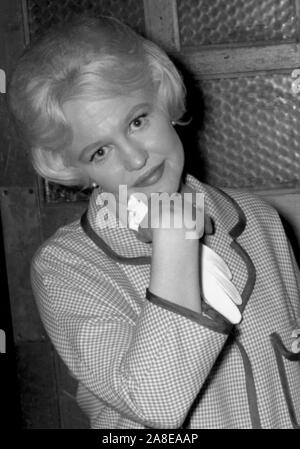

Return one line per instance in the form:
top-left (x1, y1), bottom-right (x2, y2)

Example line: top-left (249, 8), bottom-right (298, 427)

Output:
top-left (84, 174), bottom-right (256, 307)
top-left (86, 184), bottom-right (152, 261)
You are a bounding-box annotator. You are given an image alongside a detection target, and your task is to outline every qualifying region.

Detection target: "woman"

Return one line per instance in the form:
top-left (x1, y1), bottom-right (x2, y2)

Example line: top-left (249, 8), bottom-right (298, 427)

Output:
top-left (8, 15), bottom-right (300, 429)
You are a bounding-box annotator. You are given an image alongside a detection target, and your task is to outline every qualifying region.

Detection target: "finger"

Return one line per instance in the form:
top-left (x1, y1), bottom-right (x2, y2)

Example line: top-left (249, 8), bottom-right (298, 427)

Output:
top-left (127, 194), bottom-right (149, 231)
top-left (200, 244), bottom-right (232, 279)
top-left (210, 270), bottom-right (242, 305)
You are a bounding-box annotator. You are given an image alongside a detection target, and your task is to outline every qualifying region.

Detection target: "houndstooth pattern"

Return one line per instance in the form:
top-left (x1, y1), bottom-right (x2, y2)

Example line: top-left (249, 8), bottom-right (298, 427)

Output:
top-left (31, 175), bottom-right (300, 428)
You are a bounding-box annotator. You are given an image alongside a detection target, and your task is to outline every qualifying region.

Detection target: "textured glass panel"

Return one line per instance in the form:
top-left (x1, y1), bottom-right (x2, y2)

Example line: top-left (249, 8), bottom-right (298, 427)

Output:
top-left (27, 0), bottom-right (145, 42)
top-left (177, 0), bottom-right (297, 46)
top-left (196, 74), bottom-right (300, 188)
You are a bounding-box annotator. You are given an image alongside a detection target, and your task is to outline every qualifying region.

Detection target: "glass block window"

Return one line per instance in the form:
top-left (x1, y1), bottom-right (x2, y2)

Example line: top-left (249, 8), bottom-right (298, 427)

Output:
top-left (27, 0), bottom-right (145, 42)
top-left (196, 74), bottom-right (300, 188)
top-left (177, 0), bottom-right (297, 46)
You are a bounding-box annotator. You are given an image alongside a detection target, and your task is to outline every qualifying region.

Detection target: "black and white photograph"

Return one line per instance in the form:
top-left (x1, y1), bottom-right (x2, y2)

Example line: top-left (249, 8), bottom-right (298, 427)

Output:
top-left (0, 0), bottom-right (300, 434)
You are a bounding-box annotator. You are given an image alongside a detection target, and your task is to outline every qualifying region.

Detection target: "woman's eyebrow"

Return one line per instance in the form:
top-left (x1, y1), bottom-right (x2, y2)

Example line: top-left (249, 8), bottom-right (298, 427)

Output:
top-left (79, 102), bottom-right (152, 160)
top-left (123, 102), bottom-right (151, 124)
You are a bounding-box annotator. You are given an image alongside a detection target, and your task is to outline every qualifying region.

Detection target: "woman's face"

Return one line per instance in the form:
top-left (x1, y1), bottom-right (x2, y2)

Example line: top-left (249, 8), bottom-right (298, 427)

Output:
top-left (63, 90), bottom-right (185, 199)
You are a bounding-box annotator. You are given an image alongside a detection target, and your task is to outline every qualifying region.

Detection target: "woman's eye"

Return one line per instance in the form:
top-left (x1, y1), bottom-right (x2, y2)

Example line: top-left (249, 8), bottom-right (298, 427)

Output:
top-left (90, 147), bottom-right (108, 163)
top-left (130, 114), bottom-right (148, 131)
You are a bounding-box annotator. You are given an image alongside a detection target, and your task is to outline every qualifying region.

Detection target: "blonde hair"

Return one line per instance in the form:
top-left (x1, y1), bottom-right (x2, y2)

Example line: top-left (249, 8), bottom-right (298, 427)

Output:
top-left (8, 15), bottom-right (186, 186)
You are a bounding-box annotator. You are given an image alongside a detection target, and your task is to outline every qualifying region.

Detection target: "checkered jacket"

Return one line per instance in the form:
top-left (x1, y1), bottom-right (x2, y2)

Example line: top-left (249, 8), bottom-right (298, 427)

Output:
top-left (31, 175), bottom-right (300, 428)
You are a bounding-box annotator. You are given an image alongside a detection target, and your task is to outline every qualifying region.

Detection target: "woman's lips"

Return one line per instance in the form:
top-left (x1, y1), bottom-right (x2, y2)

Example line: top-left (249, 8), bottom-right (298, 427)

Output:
top-left (132, 161), bottom-right (165, 188)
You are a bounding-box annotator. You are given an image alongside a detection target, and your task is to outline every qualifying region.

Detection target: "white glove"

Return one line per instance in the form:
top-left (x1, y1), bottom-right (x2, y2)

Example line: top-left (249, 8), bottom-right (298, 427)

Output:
top-left (127, 195), bottom-right (148, 231)
top-left (199, 244), bottom-right (242, 324)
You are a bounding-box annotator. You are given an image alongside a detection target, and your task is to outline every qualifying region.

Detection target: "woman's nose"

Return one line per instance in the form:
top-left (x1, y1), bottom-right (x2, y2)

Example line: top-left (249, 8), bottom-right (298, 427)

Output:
top-left (120, 142), bottom-right (149, 171)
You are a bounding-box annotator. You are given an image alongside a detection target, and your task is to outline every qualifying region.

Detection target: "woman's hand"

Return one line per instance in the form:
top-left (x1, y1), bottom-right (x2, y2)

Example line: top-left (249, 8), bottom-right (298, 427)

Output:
top-left (134, 190), bottom-right (203, 314)
top-left (130, 191), bottom-right (205, 244)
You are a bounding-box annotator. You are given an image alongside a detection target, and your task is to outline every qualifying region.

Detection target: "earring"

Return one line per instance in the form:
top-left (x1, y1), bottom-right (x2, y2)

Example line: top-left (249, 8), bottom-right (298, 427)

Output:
top-left (91, 182), bottom-right (98, 189)
top-left (171, 120), bottom-right (176, 126)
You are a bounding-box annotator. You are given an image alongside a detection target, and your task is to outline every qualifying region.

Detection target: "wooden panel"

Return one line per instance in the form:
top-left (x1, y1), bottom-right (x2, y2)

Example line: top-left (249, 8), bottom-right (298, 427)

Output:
top-left (0, 92), bottom-right (37, 187)
top-left (296, 0), bottom-right (300, 39)
top-left (0, 0), bottom-right (25, 74)
top-left (0, 0), bottom-right (60, 430)
top-left (16, 340), bottom-right (60, 428)
top-left (56, 356), bottom-right (89, 429)
top-left (0, 187), bottom-right (89, 428)
top-left (143, 0), bottom-right (180, 50)
top-left (0, 0), bottom-right (36, 187)
top-left (182, 43), bottom-right (300, 79)
top-left (258, 188), bottom-right (300, 264)
top-left (40, 202), bottom-right (87, 240)
top-left (0, 213), bottom-right (22, 428)
top-left (0, 186), bottom-right (45, 341)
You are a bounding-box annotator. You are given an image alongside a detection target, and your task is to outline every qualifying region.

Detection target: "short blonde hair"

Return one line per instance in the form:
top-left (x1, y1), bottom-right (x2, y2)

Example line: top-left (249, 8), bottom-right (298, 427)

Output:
top-left (8, 15), bottom-right (186, 186)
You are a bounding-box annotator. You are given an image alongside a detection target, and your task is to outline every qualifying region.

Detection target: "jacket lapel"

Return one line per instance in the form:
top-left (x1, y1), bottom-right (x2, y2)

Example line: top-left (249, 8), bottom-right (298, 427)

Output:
top-left (186, 176), bottom-right (256, 310)
top-left (85, 175), bottom-right (256, 311)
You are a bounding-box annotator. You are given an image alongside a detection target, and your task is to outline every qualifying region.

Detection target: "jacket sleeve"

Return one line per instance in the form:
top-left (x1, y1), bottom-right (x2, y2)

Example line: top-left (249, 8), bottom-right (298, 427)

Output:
top-left (31, 244), bottom-right (231, 428)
